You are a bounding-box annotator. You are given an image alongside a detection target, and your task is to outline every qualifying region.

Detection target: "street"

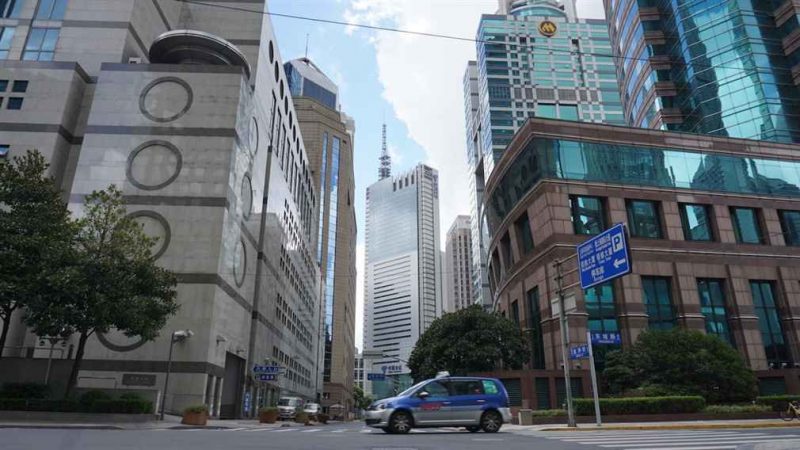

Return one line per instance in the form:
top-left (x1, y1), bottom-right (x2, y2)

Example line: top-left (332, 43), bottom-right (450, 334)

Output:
top-left (2, 422), bottom-right (800, 450)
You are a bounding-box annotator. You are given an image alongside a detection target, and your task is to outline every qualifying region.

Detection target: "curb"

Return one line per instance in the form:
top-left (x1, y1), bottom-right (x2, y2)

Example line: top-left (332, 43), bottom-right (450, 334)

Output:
top-left (539, 422), bottom-right (800, 431)
top-left (0, 425), bottom-right (124, 430)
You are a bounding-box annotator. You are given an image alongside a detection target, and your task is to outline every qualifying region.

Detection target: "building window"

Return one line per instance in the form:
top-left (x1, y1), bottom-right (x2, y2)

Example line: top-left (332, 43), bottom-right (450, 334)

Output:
top-left (0, 26), bottom-right (14, 59)
top-left (11, 80), bottom-right (27, 93)
top-left (0, 80), bottom-right (6, 91)
top-left (779, 210), bottom-right (800, 246)
top-left (679, 203), bottom-right (714, 241)
top-left (36, 0), bottom-right (68, 20)
top-left (585, 282), bottom-right (618, 334)
top-left (750, 281), bottom-right (790, 365)
top-left (500, 232), bottom-right (513, 268)
top-left (697, 279), bottom-right (734, 346)
top-left (514, 212), bottom-right (534, 255)
top-left (570, 195), bottom-right (605, 235)
top-left (1, 0), bottom-right (22, 18)
top-left (0, 145), bottom-right (9, 158)
top-left (6, 97), bottom-right (22, 109)
top-left (511, 300), bottom-right (519, 325)
top-left (730, 207), bottom-right (764, 244)
top-left (626, 199), bottom-right (662, 238)
top-left (23, 28), bottom-right (59, 61)
top-left (526, 287), bottom-right (545, 369)
top-left (641, 276), bottom-right (675, 330)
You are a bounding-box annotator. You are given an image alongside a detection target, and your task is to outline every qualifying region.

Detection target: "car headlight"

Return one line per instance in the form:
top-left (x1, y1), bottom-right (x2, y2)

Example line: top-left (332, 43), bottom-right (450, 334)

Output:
top-left (377, 403), bottom-right (386, 410)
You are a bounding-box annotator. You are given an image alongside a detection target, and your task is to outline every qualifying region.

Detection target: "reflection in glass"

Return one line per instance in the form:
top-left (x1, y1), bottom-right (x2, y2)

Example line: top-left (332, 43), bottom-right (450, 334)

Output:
top-left (626, 200), bottom-right (662, 238)
top-left (697, 279), bottom-right (734, 346)
top-left (641, 276), bottom-right (675, 330)
top-left (730, 207), bottom-right (763, 244)
top-left (680, 203), bottom-right (714, 242)
top-left (750, 281), bottom-right (789, 365)
top-left (570, 196), bottom-right (605, 235)
top-left (779, 210), bottom-right (800, 246)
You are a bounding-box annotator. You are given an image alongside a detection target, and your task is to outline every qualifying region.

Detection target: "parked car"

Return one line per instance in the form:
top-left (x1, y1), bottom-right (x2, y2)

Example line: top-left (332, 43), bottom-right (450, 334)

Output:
top-left (277, 396), bottom-right (304, 420)
top-left (364, 375), bottom-right (512, 434)
top-left (303, 402), bottom-right (321, 420)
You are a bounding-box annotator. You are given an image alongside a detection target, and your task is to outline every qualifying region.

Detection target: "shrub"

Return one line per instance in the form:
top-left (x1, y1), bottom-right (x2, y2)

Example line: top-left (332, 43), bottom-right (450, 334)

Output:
top-left (756, 395), bottom-right (800, 412)
top-left (183, 404), bottom-right (209, 414)
top-left (703, 404), bottom-right (771, 414)
top-left (574, 396), bottom-right (705, 416)
top-left (0, 399), bottom-right (27, 410)
top-left (88, 399), bottom-right (153, 414)
top-left (118, 393), bottom-right (144, 402)
top-left (258, 406), bottom-right (278, 413)
top-left (317, 413), bottom-right (329, 424)
top-left (294, 411), bottom-right (309, 423)
top-left (0, 398), bottom-right (151, 414)
top-left (531, 409), bottom-right (566, 417)
top-left (79, 390), bottom-right (112, 406)
top-left (0, 383), bottom-right (50, 399)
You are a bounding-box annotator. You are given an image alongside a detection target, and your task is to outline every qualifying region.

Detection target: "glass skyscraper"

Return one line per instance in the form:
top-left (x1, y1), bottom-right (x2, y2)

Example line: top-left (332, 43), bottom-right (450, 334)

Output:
top-left (605, 0), bottom-right (800, 143)
top-left (464, 0), bottom-right (626, 308)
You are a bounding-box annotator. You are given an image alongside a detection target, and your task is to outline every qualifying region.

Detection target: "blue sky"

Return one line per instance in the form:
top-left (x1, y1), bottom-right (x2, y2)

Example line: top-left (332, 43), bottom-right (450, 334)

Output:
top-left (268, 0), bottom-right (606, 349)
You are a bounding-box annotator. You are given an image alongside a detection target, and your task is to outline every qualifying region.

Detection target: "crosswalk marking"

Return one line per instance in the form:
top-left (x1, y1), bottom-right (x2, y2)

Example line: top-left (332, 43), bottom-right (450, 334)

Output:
top-left (537, 429), bottom-right (800, 450)
top-left (301, 429), bottom-right (321, 433)
top-left (599, 438), bottom-right (800, 448)
top-left (331, 429), bottom-right (347, 433)
top-left (557, 432), bottom-right (770, 443)
top-left (359, 429), bottom-right (372, 433)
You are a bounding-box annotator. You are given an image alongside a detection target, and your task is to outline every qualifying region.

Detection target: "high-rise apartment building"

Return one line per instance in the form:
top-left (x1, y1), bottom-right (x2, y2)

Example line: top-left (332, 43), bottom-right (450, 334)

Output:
top-left (464, 0), bottom-right (626, 308)
top-left (364, 163), bottom-right (442, 398)
top-left (444, 215), bottom-right (474, 313)
top-left (1, 1), bottom-right (321, 418)
top-left (287, 57), bottom-right (357, 416)
top-left (605, 0), bottom-right (800, 143)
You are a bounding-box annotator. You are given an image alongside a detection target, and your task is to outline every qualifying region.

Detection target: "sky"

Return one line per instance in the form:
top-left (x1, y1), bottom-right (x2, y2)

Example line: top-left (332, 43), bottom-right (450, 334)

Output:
top-left (269, 0), bottom-right (607, 351)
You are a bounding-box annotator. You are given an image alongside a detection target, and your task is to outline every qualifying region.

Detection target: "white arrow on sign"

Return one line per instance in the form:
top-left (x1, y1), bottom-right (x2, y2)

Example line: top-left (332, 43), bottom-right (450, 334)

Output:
top-left (613, 258), bottom-right (626, 268)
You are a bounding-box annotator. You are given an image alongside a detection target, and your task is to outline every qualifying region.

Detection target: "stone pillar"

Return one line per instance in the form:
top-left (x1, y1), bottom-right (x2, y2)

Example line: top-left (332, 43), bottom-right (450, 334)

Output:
top-left (674, 262), bottom-right (706, 331)
top-left (618, 272), bottom-right (648, 346)
top-left (206, 374), bottom-right (216, 415)
top-left (726, 265), bottom-right (768, 370)
top-left (778, 266), bottom-right (800, 364)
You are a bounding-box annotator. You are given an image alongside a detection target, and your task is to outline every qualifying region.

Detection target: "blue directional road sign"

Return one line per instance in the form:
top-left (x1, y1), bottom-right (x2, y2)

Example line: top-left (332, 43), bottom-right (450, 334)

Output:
top-left (367, 373), bottom-right (386, 381)
top-left (578, 223), bottom-right (631, 289)
top-left (257, 374), bottom-right (277, 382)
top-left (570, 344), bottom-right (589, 360)
top-left (253, 365), bottom-right (282, 374)
top-left (590, 332), bottom-right (622, 345)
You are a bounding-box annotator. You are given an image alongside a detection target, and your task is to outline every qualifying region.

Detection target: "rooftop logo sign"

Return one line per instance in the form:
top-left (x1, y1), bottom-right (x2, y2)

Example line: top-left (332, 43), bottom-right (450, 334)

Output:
top-left (539, 20), bottom-right (557, 37)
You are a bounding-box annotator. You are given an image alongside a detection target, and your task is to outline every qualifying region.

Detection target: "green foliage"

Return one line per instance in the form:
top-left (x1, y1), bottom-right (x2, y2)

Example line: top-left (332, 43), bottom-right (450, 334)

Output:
top-left (408, 305), bottom-right (528, 381)
top-left (183, 404), bottom-right (209, 414)
top-left (603, 329), bottom-right (757, 403)
top-left (86, 399), bottom-right (152, 414)
top-left (79, 390), bottom-right (112, 405)
top-left (756, 395), bottom-right (800, 412)
top-left (118, 392), bottom-right (144, 402)
top-left (0, 398), bottom-right (151, 414)
top-left (294, 410), bottom-right (309, 423)
top-left (703, 404), bottom-right (771, 414)
top-left (24, 185), bottom-right (179, 397)
top-left (573, 396), bottom-right (706, 415)
top-left (353, 385), bottom-right (373, 410)
top-left (0, 383), bottom-right (50, 399)
top-left (531, 409), bottom-right (566, 417)
top-left (0, 150), bottom-right (76, 357)
top-left (258, 406), bottom-right (278, 413)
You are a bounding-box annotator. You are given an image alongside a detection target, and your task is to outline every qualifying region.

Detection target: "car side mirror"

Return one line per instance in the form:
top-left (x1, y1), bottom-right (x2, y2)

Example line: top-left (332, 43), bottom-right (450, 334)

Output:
top-left (417, 391), bottom-right (430, 400)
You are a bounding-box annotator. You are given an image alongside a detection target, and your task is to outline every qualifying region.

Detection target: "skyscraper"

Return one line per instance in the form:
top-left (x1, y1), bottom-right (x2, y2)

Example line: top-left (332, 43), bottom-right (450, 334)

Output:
top-left (605, 0), bottom-right (800, 143)
top-left (464, 0), bottom-right (626, 308)
top-left (1, 1), bottom-right (320, 418)
top-left (286, 57), bottom-right (357, 416)
top-left (364, 163), bottom-right (441, 398)
top-left (443, 215), bottom-right (474, 313)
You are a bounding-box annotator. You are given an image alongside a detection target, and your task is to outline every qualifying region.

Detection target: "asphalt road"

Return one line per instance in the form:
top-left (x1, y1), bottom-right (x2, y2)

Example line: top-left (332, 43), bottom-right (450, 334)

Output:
top-left (2, 422), bottom-right (800, 450)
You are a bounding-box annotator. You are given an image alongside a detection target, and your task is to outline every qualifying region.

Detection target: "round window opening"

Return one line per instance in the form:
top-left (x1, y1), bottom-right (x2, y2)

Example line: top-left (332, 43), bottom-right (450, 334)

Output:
top-left (139, 77), bottom-right (193, 123)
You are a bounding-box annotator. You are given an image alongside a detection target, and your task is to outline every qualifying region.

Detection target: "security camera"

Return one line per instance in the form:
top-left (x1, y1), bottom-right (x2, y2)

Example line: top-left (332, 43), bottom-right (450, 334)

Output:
top-left (173, 329), bottom-right (194, 340)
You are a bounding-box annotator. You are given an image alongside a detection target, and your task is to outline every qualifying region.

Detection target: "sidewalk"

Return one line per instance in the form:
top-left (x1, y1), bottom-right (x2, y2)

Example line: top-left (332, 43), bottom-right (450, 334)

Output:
top-left (0, 414), bottom-right (331, 431)
top-left (519, 418), bottom-right (800, 431)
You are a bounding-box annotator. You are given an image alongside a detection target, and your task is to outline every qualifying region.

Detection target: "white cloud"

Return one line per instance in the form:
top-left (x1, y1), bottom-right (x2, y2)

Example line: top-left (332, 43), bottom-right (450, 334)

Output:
top-left (354, 242), bottom-right (365, 352)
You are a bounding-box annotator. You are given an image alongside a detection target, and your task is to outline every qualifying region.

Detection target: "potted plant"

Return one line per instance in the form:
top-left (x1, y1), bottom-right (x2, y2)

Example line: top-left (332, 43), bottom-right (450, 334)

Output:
top-left (182, 404), bottom-right (209, 426)
top-left (258, 406), bottom-right (279, 424)
top-left (294, 407), bottom-right (309, 425)
top-left (317, 413), bottom-right (329, 424)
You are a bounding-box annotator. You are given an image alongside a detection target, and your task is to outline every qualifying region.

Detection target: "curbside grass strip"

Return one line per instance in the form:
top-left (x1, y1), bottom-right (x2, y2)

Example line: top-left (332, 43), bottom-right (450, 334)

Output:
top-left (540, 422), bottom-right (800, 431)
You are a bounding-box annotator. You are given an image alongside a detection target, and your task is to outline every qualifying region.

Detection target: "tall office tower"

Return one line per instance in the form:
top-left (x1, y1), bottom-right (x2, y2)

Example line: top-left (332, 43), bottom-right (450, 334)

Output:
top-left (286, 57), bottom-right (357, 416)
top-left (443, 215), bottom-right (474, 313)
top-left (364, 163), bottom-right (441, 398)
top-left (464, 0), bottom-right (625, 308)
top-left (0, 1), bottom-right (322, 418)
top-left (604, 0), bottom-right (800, 143)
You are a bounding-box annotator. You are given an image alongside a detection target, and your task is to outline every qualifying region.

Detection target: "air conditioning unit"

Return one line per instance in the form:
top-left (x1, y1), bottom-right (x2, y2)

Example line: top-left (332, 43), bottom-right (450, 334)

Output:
top-left (128, 57), bottom-right (142, 64)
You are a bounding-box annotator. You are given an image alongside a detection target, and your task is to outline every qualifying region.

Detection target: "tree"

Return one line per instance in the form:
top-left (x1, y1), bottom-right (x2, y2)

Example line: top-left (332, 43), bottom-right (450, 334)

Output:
top-left (603, 328), bottom-right (757, 403)
top-left (353, 385), bottom-right (373, 410)
top-left (25, 186), bottom-right (179, 397)
top-left (0, 151), bottom-right (75, 359)
top-left (408, 305), bottom-right (528, 381)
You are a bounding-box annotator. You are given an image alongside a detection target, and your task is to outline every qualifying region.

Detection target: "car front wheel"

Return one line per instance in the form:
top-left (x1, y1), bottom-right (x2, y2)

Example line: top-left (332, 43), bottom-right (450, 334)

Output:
top-left (480, 410), bottom-right (502, 433)
top-left (388, 411), bottom-right (412, 434)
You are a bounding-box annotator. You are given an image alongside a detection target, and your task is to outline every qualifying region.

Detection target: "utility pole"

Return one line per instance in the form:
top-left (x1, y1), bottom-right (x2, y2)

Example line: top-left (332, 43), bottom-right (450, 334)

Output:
top-left (555, 258), bottom-right (576, 428)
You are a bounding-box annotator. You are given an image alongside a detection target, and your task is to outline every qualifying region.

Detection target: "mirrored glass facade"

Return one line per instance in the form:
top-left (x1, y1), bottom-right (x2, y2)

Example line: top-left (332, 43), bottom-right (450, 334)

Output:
top-left (697, 279), bottom-right (734, 346)
top-left (606, 0), bottom-right (800, 143)
top-left (322, 137), bottom-right (340, 382)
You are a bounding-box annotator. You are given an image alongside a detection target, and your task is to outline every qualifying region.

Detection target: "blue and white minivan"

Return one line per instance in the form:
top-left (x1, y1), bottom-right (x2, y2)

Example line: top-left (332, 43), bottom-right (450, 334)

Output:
top-left (364, 375), bottom-right (512, 434)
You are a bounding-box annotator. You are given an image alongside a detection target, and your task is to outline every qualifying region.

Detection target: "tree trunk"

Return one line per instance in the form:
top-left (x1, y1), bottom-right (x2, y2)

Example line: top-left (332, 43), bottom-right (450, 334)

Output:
top-left (0, 313), bottom-right (11, 361)
top-left (64, 332), bottom-right (89, 399)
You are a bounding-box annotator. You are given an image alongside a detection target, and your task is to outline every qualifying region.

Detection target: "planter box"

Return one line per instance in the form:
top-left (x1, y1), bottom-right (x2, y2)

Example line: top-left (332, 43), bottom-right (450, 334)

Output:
top-left (0, 411), bottom-right (156, 423)
top-left (529, 411), bottom-right (778, 425)
top-left (181, 411), bottom-right (208, 426)
top-left (259, 411), bottom-right (278, 424)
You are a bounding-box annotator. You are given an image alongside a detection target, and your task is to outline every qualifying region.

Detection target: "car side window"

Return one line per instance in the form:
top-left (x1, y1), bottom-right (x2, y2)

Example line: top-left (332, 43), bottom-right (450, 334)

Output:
top-left (450, 380), bottom-right (485, 396)
top-left (481, 380), bottom-right (499, 395)
top-left (421, 381), bottom-right (449, 397)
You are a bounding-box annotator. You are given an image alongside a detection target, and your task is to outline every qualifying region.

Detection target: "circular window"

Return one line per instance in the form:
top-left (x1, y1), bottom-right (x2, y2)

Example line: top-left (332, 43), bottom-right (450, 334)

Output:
top-left (241, 174), bottom-right (253, 220)
top-left (139, 77), bottom-right (193, 123)
top-left (126, 140), bottom-right (182, 190)
top-left (269, 41), bottom-right (274, 63)
top-left (128, 210), bottom-right (171, 259)
top-left (274, 61), bottom-right (279, 82)
top-left (233, 239), bottom-right (246, 287)
top-left (97, 329), bottom-right (147, 352)
top-left (248, 117), bottom-right (259, 155)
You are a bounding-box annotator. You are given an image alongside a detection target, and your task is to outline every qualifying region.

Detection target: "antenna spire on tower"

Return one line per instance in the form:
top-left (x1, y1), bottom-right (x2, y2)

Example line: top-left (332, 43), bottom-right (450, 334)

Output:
top-left (379, 123), bottom-right (391, 180)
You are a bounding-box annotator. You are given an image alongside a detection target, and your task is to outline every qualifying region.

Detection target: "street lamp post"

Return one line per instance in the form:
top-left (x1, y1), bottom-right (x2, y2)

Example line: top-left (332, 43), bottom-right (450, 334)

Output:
top-left (160, 329), bottom-right (194, 420)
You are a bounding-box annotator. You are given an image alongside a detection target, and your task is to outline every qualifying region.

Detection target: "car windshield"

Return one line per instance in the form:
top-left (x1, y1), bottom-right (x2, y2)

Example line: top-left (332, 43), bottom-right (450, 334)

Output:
top-left (396, 380), bottom-right (429, 397)
top-left (278, 399), bottom-right (298, 407)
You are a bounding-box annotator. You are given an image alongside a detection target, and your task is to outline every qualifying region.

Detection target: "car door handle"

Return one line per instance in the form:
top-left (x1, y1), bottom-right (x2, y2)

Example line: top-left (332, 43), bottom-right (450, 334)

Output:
top-left (442, 402), bottom-right (451, 405)
top-left (476, 400), bottom-right (486, 403)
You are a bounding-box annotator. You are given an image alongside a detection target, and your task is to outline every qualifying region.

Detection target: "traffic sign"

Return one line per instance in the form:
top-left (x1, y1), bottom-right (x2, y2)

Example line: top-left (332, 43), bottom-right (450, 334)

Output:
top-left (243, 391), bottom-right (252, 414)
top-left (590, 332), bottom-right (621, 345)
top-left (253, 365), bottom-right (282, 374)
top-left (257, 373), bottom-right (277, 382)
top-left (570, 344), bottom-right (589, 360)
top-left (367, 373), bottom-right (386, 381)
top-left (578, 223), bottom-right (631, 289)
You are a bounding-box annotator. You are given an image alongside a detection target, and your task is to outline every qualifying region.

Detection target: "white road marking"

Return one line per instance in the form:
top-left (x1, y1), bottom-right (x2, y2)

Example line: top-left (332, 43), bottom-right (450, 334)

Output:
top-left (598, 437), bottom-right (800, 448)
top-left (301, 429), bottom-right (321, 433)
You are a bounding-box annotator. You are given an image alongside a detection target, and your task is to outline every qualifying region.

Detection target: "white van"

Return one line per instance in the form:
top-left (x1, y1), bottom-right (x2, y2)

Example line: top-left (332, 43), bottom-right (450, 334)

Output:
top-left (277, 396), bottom-right (304, 420)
